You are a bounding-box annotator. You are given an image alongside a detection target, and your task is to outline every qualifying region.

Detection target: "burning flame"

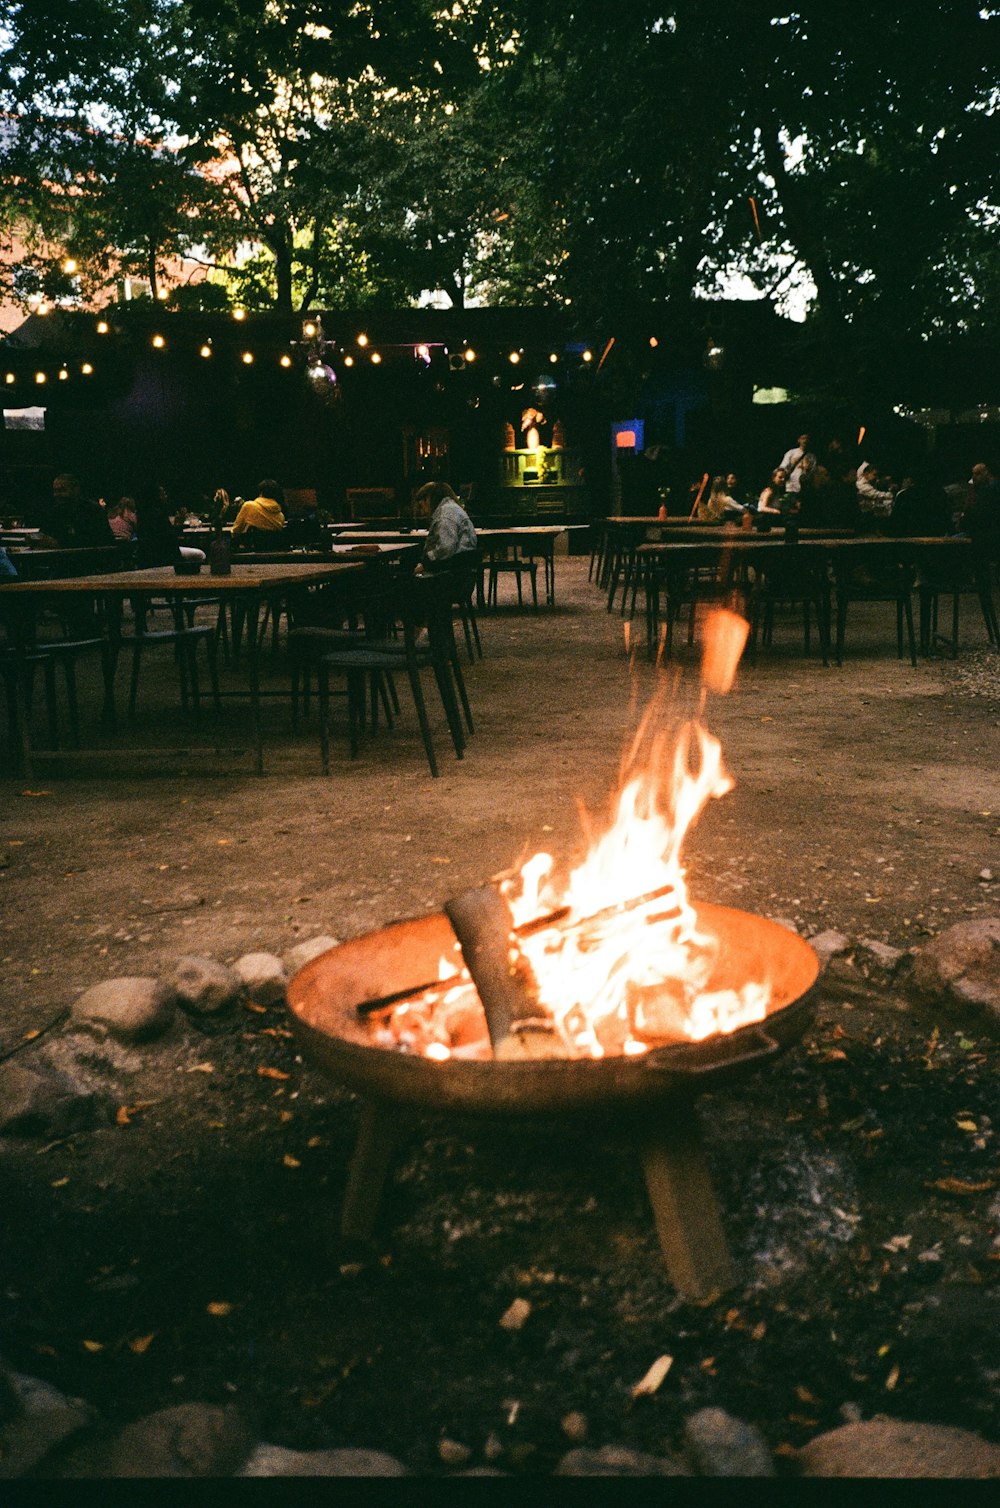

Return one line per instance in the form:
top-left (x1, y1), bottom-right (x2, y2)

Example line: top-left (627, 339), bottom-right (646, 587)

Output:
top-left (372, 611), bottom-right (770, 1060)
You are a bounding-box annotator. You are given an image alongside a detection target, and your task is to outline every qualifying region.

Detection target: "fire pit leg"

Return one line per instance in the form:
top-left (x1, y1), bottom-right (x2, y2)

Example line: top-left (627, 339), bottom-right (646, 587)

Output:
top-left (640, 1103), bottom-right (736, 1301)
top-left (341, 1101), bottom-right (400, 1243)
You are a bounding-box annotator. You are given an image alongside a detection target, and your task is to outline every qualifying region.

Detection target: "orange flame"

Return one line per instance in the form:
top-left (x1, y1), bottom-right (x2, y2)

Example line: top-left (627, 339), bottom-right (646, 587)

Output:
top-left (374, 617), bottom-right (771, 1060)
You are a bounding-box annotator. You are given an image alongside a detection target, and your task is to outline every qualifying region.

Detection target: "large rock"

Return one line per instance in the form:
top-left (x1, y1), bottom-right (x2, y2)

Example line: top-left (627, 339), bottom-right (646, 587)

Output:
top-left (283, 936), bottom-right (339, 977)
top-left (909, 918), bottom-right (1000, 1035)
top-left (0, 1060), bottom-right (111, 1138)
top-left (232, 953), bottom-right (288, 1006)
top-left (84, 1403), bottom-right (254, 1478)
top-left (0, 1367), bottom-right (94, 1479)
top-left (556, 1445), bottom-right (688, 1476)
top-left (683, 1408), bottom-right (774, 1477)
top-left (70, 977), bottom-right (175, 1043)
top-left (798, 1418), bottom-right (1000, 1477)
top-left (168, 957), bottom-right (243, 1018)
top-left (239, 1444), bottom-right (407, 1476)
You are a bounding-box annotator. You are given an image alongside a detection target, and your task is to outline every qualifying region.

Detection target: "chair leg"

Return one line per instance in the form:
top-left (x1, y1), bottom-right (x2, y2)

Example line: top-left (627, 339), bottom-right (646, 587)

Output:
top-left (128, 641), bottom-right (143, 718)
top-left (62, 657), bottom-right (81, 747)
top-left (835, 598), bottom-right (847, 666)
top-left (186, 638), bottom-right (201, 718)
top-left (904, 597), bottom-right (917, 667)
top-left (347, 670), bottom-right (364, 758)
top-left (530, 565), bottom-right (538, 611)
top-left (318, 663), bottom-right (331, 774)
top-left (205, 632), bottom-right (222, 713)
top-left (405, 663), bottom-right (438, 777)
top-left (449, 649), bottom-right (474, 735)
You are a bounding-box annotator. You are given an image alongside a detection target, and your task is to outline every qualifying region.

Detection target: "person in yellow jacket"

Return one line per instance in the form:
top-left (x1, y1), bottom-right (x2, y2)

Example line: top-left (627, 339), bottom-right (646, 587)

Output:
top-left (231, 480), bottom-right (286, 541)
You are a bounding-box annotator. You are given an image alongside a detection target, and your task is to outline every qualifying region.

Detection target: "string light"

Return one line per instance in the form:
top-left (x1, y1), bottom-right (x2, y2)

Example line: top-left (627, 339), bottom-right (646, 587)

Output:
top-left (509, 350), bottom-right (521, 364)
top-left (156, 287), bottom-right (168, 301)
top-left (302, 320), bottom-right (317, 338)
top-left (96, 320), bottom-right (109, 334)
top-left (279, 353), bottom-right (292, 368)
top-left (582, 349), bottom-right (593, 362)
top-left (151, 334), bottom-right (165, 349)
top-left (649, 336), bottom-right (659, 348)
top-left (464, 347), bottom-right (476, 362)
top-left (370, 351), bottom-right (381, 364)
top-left (199, 343), bottom-right (212, 358)
top-left (549, 352), bottom-right (558, 364)
top-left (63, 257), bottom-right (77, 274)
top-left (241, 351), bottom-right (254, 365)
top-left (232, 308), bottom-right (246, 321)
top-left (58, 368), bottom-right (68, 381)
top-left (35, 371), bottom-right (46, 384)
top-left (356, 332), bottom-right (369, 347)
top-left (343, 355), bottom-right (354, 367)
top-left (4, 373), bottom-right (14, 385)
top-left (81, 363), bottom-right (94, 375)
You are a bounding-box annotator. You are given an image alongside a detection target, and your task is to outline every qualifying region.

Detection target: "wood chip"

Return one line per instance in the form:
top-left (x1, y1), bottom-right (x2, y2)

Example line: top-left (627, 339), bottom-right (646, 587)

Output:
top-left (499, 1297), bottom-right (531, 1331)
top-left (631, 1353), bottom-right (673, 1399)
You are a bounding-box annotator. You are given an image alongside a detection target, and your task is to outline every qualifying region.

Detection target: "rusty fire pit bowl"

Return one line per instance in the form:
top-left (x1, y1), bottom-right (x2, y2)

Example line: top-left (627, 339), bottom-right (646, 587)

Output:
top-left (287, 902), bottom-right (819, 1117)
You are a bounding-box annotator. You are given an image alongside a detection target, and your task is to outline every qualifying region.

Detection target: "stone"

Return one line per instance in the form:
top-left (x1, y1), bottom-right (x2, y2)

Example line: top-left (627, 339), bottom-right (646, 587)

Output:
top-left (438, 1439), bottom-right (471, 1466)
top-left (168, 957), bottom-right (243, 1018)
top-left (909, 918), bottom-right (1000, 1035)
top-left (682, 1407), bottom-right (774, 1477)
top-left (810, 931), bottom-right (852, 967)
top-left (556, 1445), bottom-right (688, 1476)
top-left (798, 1418), bottom-right (1000, 1477)
top-left (70, 977), bottom-right (175, 1043)
top-left (0, 1367), bottom-right (94, 1479)
top-left (769, 917), bottom-right (799, 934)
top-left (0, 1060), bottom-right (111, 1138)
top-left (232, 953), bottom-right (288, 1006)
top-left (858, 939), bottom-right (905, 977)
top-left (561, 1411), bottom-right (589, 1443)
top-left (239, 1444), bottom-right (407, 1476)
top-left (93, 1403), bottom-right (254, 1478)
top-left (283, 936), bottom-right (339, 976)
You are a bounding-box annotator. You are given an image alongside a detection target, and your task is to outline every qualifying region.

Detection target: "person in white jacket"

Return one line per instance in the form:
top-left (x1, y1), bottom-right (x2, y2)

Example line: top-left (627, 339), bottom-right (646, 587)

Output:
top-left (855, 462), bottom-right (895, 518)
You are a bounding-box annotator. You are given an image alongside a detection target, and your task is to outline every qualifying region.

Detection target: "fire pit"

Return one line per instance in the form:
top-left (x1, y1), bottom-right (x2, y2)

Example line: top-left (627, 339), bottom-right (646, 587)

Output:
top-left (287, 902), bottom-right (819, 1300)
top-left (288, 614), bottom-right (820, 1300)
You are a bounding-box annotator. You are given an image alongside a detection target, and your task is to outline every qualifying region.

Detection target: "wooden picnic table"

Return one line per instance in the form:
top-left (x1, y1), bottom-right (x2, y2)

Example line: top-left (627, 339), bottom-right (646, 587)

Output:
top-left (0, 561), bottom-right (361, 775)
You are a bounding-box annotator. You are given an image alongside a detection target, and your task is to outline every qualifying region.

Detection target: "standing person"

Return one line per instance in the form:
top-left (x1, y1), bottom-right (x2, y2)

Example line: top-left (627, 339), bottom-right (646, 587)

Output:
top-left (777, 433), bottom-right (816, 498)
top-left (29, 473), bottom-right (114, 548)
top-left (413, 482), bottom-right (477, 572)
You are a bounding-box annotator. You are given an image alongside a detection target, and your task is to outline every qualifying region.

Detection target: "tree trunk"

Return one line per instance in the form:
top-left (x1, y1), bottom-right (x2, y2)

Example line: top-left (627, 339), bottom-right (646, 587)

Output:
top-left (147, 241), bottom-right (158, 302)
top-left (757, 126), bottom-right (845, 328)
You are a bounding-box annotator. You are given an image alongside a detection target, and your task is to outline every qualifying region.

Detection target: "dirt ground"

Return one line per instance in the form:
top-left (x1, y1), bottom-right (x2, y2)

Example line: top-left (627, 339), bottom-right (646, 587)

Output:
top-left (1, 554), bottom-right (999, 1473)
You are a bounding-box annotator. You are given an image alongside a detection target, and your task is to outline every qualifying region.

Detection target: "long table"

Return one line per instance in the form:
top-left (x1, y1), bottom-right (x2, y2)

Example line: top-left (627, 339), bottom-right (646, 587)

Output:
top-left (634, 535), bottom-right (995, 661)
top-left (323, 526), bottom-right (572, 606)
top-left (0, 562), bottom-right (361, 775)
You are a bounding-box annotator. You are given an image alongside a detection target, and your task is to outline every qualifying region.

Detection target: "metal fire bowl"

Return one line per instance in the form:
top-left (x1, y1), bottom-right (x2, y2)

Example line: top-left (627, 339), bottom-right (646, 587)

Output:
top-left (286, 902), bottom-right (819, 1117)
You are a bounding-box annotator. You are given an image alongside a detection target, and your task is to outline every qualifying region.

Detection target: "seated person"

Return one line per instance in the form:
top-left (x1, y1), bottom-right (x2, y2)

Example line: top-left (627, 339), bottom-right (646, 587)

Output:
top-left (888, 470), bottom-right (952, 537)
top-left (855, 462), bottom-right (895, 522)
top-left (134, 484), bottom-right (182, 569)
top-left (231, 480), bottom-right (286, 547)
top-left (697, 475), bottom-right (746, 523)
top-left (413, 482), bottom-right (477, 572)
top-left (107, 496), bottom-right (137, 541)
top-left (757, 468), bottom-right (788, 515)
top-left (30, 473), bottom-right (115, 549)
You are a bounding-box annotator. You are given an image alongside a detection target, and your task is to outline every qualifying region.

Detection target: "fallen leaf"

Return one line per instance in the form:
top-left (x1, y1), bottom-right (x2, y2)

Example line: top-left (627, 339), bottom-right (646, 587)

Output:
top-left (258, 1066), bottom-right (290, 1080)
top-left (882, 1235), bottom-right (912, 1253)
top-left (430, 856), bottom-right (451, 864)
top-left (823, 1049), bottom-right (848, 1062)
top-left (787, 1413), bottom-right (819, 1428)
top-left (751, 1321), bottom-right (767, 1341)
top-left (115, 1106), bottom-right (132, 1126)
top-left (128, 1334), bottom-right (156, 1355)
top-left (19, 790), bottom-right (53, 797)
top-left (261, 1027), bottom-right (293, 1039)
top-left (307, 1136), bottom-right (324, 1149)
top-left (796, 1385), bottom-right (819, 1404)
top-left (82, 1340), bottom-right (103, 1353)
top-left (928, 1177), bottom-right (996, 1195)
top-left (499, 1298), bottom-right (531, 1332)
top-left (956, 1119), bottom-right (978, 1133)
top-left (282, 1154), bottom-right (301, 1169)
top-left (206, 1302), bottom-right (232, 1317)
top-left (631, 1354), bottom-right (673, 1399)
top-left (216, 838), bottom-right (232, 846)
top-left (242, 999), bottom-right (267, 1014)
top-left (50, 1177), bottom-right (69, 1188)
top-left (22, 1028), bottom-right (40, 1041)
top-left (886, 1364), bottom-right (900, 1391)
top-left (186, 1062), bottom-right (214, 1074)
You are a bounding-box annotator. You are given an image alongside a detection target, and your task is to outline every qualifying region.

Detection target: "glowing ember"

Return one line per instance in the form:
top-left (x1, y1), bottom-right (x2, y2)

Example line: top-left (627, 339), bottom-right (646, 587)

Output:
top-left (369, 611), bottom-right (768, 1061)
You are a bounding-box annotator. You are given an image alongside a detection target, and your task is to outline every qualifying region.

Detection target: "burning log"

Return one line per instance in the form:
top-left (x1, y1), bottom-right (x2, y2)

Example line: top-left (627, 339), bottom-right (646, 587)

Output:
top-left (443, 884), bottom-right (554, 1058)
